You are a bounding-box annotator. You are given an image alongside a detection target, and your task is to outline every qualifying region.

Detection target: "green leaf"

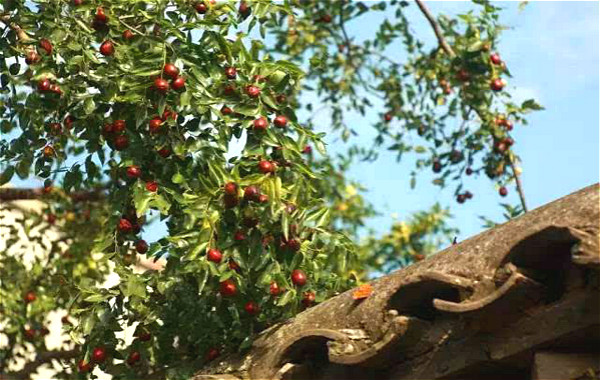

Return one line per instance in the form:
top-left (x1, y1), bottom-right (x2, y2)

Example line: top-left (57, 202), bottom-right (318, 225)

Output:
top-left (0, 165), bottom-right (15, 185)
top-left (521, 99), bottom-right (544, 111)
top-left (123, 275), bottom-right (147, 298)
top-left (277, 289), bottom-right (295, 306)
top-left (83, 98), bottom-right (96, 115)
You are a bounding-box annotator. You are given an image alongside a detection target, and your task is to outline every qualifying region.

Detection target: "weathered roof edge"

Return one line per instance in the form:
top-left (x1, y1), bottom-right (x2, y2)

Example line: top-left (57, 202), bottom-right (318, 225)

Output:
top-left (194, 184), bottom-right (599, 380)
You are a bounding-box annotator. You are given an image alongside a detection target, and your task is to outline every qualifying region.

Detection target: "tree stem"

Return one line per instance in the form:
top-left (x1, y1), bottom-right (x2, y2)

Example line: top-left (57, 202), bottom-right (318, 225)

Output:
top-left (508, 155), bottom-right (528, 212)
top-left (0, 187), bottom-right (104, 202)
top-left (414, 0), bottom-right (456, 58)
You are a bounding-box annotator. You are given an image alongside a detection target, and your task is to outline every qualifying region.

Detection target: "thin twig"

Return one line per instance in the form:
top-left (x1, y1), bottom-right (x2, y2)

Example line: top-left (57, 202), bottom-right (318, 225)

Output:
top-left (414, 0), bottom-right (456, 58)
top-left (7, 349), bottom-right (78, 380)
top-left (0, 13), bottom-right (32, 43)
top-left (507, 154), bottom-right (528, 212)
top-left (117, 17), bottom-right (145, 36)
top-left (0, 187), bottom-right (104, 202)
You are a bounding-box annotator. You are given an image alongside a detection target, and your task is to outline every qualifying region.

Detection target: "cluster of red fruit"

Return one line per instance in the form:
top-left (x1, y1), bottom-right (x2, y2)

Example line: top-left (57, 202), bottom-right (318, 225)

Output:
top-left (116, 210), bottom-right (150, 255)
top-left (495, 116), bottom-right (514, 131)
top-left (101, 119), bottom-right (130, 151)
top-left (493, 136), bottom-right (514, 154)
top-left (252, 114), bottom-right (288, 131)
top-left (76, 327), bottom-right (150, 370)
top-left (456, 191), bottom-right (473, 204)
top-left (153, 63), bottom-right (186, 94)
top-left (23, 325), bottom-right (50, 340)
top-left (37, 77), bottom-right (62, 96)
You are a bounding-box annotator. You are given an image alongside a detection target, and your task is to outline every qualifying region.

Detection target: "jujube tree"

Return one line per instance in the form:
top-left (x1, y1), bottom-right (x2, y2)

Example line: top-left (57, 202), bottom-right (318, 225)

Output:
top-left (0, 1), bottom-right (541, 379)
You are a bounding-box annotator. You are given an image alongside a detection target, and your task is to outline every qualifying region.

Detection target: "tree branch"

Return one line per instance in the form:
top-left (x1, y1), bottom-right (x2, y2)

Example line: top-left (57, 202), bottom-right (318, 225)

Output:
top-left (0, 188), bottom-right (104, 202)
top-left (507, 154), bottom-right (528, 212)
top-left (0, 13), bottom-right (32, 43)
top-left (5, 349), bottom-right (78, 380)
top-left (414, 0), bottom-right (456, 58)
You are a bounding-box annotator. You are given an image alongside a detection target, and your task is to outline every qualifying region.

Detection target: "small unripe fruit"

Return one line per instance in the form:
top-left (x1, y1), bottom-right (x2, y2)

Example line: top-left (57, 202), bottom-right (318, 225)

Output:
top-left (276, 94), bottom-right (287, 104)
top-left (244, 186), bottom-right (260, 201)
top-left (149, 118), bottom-right (163, 134)
top-left (118, 218), bottom-right (133, 233)
top-left (42, 145), bottom-right (54, 158)
top-left (24, 328), bottom-right (36, 340)
top-left (127, 351), bottom-right (141, 365)
top-left (499, 186), bottom-right (508, 197)
top-left (221, 106), bottom-right (233, 115)
top-left (39, 39), bottom-right (53, 55)
top-left (92, 347), bottom-right (107, 363)
top-left (224, 67), bottom-right (237, 79)
top-left (163, 63), bottom-right (179, 79)
top-left (112, 119), bottom-right (126, 133)
top-left (219, 279), bottom-right (237, 297)
top-left (244, 301), bottom-right (259, 315)
top-left (138, 331), bottom-right (151, 341)
top-left (95, 7), bottom-right (107, 23)
top-left (224, 182), bottom-right (238, 195)
top-left (24, 291), bottom-right (36, 303)
top-left (228, 259), bottom-right (241, 272)
top-left (302, 291), bottom-right (315, 307)
top-left (239, 1), bottom-right (250, 15)
top-left (135, 239), bottom-right (148, 254)
top-left (122, 30), bottom-right (134, 40)
top-left (146, 181), bottom-right (158, 192)
top-left (287, 238), bottom-right (301, 252)
top-left (223, 85), bottom-right (235, 96)
top-left (207, 248), bottom-right (222, 263)
top-left (154, 78), bottom-right (169, 93)
top-left (490, 53), bottom-right (502, 65)
top-left (49, 123), bottom-right (61, 135)
top-left (291, 269), bottom-right (306, 287)
top-left (77, 360), bottom-right (92, 373)
top-left (224, 194), bottom-right (239, 208)
top-left (253, 117), bottom-right (268, 131)
top-left (25, 51), bottom-right (41, 65)
top-left (490, 78), bottom-right (504, 92)
top-left (38, 78), bottom-right (51, 92)
top-left (273, 115), bottom-right (288, 128)
top-left (456, 69), bottom-right (470, 82)
top-left (172, 76), bottom-right (186, 90)
top-left (206, 347), bottom-right (220, 361)
top-left (99, 40), bottom-right (114, 56)
top-left (270, 282), bottom-right (281, 296)
top-left (234, 231), bottom-right (246, 241)
top-left (245, 85), bottom-right (260, 98)
top-left (195, 2), bottom-right (208, 14)
top-left (126, 165), bottom-right (141, 179)
top-left (384, 113), bottom-right (392, 122)
top-left (46, 213), bottom-right (56, 224)
top-left (114, 135), bottom-right (129, 150)
top-left (258, 160), bottom-right (274, 174)
top-left (158, 147), bottom-right (171, 157)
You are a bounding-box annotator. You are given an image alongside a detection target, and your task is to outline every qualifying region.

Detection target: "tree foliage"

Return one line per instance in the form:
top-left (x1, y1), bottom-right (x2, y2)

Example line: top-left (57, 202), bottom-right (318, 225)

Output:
top-left (0, 1), bottom-right (541, 379)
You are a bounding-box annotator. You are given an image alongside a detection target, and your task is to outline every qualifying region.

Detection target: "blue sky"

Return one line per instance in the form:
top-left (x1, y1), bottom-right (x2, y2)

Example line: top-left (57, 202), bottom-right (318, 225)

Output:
top-left (6, 1), bottom-right (598, 246)
top-left (306, 1), bottom-right (599, 242)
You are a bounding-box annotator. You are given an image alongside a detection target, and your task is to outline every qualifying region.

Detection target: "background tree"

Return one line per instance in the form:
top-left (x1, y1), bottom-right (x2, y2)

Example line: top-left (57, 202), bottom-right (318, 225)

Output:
top-left (0, 1), bottom-right (541, 379)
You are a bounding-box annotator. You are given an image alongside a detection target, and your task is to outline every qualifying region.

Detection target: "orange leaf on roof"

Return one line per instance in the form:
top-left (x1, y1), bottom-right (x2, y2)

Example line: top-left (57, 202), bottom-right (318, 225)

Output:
top-left (352, 283), bottom-right (373, 300)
